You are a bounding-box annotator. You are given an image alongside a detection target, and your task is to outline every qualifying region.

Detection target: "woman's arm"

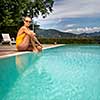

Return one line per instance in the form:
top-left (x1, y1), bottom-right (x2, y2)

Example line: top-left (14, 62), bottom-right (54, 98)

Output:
top-left (21, 26), bottom-right (35, 38)
top-left (33, 36), bottom-right (43, 47)
top-left (30, 30), bottom-right (42, 47)
top-left (21, 26), bottom-right (42, 47)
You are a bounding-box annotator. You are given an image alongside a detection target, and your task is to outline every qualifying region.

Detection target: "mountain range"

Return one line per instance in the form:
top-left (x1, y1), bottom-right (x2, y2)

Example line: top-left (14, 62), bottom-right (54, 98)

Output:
top-left (36, 29), bottom-right (100, 38)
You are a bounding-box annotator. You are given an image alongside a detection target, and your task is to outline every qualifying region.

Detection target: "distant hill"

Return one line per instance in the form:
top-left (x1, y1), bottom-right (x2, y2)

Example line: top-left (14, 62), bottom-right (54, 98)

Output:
top-left (78, 32), bottom-right (100, 37)
top-left (36, 29), bottom-right (77, 38)
top-left (36, 29), bottom-right (100, 38)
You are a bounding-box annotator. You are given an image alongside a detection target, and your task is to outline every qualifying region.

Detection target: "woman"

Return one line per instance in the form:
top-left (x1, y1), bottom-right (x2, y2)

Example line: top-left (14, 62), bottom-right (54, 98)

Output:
top-left (16, 16), bottom-right (42, 52)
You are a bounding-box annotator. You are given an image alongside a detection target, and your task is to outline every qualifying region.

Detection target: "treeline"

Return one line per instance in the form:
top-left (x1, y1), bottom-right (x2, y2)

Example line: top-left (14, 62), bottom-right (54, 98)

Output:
top-left (0, 34), bottom-right (100, 44)
top-left (38, 37), bottom-right (100, 44)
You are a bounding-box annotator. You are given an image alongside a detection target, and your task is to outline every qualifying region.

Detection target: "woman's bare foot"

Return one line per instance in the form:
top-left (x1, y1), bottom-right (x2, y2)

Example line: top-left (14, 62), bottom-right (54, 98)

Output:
top-left (32, 48), bottom-right (39, 53)
top-left (37, 46), bottom-right (42, 52)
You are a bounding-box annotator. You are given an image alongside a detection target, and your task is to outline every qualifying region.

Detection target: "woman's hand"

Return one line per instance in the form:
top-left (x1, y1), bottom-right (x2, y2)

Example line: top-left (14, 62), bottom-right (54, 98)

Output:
top-left (30, 30), bottom-right (36, 38)
top-left (39, 44), bottom-right (43, 48)
top-left (30, 30), bottom-right (36, 35)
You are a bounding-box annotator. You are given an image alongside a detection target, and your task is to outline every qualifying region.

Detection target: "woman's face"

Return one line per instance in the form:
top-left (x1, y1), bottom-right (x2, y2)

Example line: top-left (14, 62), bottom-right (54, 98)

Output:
top-left (24, 17), bottom-right (31, 27)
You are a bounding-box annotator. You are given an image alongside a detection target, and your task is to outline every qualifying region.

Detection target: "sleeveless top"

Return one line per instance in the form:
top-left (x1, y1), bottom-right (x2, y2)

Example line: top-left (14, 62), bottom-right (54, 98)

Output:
top-left (16, 33), bottom-right (26, 48)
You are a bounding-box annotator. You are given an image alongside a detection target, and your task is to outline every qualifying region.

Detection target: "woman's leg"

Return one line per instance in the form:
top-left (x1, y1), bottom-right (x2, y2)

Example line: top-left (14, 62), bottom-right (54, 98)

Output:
top-left (31, 39), bottom-right (39, 52)
top-left (17, 35), bottom-right (42, 52)
top-left (17, 35), bottom-right (30, 51)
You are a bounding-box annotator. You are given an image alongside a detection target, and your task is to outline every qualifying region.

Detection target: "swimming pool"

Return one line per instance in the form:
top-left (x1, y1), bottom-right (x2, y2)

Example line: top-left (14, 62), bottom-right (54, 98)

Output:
top-left (0, 44), bottom-right (100, 100)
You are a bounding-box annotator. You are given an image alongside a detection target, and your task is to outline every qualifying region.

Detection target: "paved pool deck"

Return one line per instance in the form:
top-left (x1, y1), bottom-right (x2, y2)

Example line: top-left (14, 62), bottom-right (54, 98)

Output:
top-left (0, 44), bottom-right (65, 58)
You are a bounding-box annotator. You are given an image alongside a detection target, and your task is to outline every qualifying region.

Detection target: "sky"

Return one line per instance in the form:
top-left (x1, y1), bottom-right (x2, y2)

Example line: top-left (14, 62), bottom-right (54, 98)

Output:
top-left (34, 0), bottom-right (100, 34)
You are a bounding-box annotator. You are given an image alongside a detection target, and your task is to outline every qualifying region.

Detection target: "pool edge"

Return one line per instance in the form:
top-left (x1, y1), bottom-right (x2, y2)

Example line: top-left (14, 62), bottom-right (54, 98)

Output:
top-left (0, 44), bottom-right (65, 59)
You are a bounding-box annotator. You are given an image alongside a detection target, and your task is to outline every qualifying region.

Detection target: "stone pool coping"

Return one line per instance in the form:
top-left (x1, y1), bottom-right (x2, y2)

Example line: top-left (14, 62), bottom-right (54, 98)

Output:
top-left (0, 44), bottom-right (65, 59)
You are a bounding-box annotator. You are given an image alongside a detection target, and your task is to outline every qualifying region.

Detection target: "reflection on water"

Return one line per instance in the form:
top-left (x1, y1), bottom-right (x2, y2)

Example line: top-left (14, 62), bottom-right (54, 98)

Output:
top-left (16, 54), bottom-right (32, 74)
top-left (16, 53), bottom-right (42, 74)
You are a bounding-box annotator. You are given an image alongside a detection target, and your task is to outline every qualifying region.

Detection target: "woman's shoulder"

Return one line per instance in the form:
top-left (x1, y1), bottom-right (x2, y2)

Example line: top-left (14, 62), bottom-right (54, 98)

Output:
top-left (20, 26), bottom-right (27, 30)
top-left (17, 26), bottom-right (26, 35)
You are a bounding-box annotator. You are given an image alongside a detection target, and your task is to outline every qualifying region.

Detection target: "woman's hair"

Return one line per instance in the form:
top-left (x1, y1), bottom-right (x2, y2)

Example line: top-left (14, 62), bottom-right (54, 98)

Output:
top-left (23, 16), bottom-right (32, 21)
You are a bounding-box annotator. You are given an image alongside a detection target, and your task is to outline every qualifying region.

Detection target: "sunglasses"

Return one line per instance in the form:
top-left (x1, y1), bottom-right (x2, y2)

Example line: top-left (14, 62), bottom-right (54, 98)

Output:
top-left (25, 20), bottom-right (31, 23)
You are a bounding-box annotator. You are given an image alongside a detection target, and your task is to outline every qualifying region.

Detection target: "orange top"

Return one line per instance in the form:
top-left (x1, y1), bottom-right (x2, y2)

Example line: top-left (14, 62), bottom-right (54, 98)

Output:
top-left (16, 33), bottom-right (26, 48)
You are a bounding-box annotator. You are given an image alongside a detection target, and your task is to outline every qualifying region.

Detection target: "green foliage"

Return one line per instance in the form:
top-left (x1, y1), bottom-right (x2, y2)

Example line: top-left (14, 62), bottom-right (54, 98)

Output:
top-left (0, 0), bottom-right (54, 26)
top-left (0, 0), bottom-right (30, 26)
top-left (0, 0), bottom-right (54, 34)
top-left (32, 0), bottom-right (54, 18)
top-left (38, 38), bottom-right (100, 44)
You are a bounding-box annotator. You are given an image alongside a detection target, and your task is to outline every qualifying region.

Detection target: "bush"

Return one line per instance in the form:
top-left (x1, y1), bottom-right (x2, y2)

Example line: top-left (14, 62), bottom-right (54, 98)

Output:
top-left (38, 37), bottom-right (100, 44)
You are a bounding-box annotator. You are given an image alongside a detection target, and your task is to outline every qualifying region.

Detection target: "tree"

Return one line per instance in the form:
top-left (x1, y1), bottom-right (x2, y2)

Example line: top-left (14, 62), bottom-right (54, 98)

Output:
top-left (0, 0), bottom-right (54, 41)
top-left (0, 0), bottom-right (29, 26)
top-left (0, 0), bottom-right (54, 27)
top-left (27, 0), bottom-right (54, 18)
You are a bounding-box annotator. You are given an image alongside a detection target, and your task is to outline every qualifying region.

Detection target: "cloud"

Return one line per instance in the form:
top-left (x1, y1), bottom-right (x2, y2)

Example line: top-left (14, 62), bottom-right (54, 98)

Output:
top-left (38, 0), bottom-right (100, 21)
top-left (64, 27), bottom-right (100, 34)
top-left (37, 0), bottom-right (100, 22)
top-left (34, 0), bottom-right (100, 33)
top-left (65, 24), bottom-right (77, 28)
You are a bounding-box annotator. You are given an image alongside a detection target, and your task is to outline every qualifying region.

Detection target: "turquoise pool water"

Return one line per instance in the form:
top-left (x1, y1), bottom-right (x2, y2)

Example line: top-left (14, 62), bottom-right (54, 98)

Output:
top-left (0, 45), bottom-right (100, 100)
